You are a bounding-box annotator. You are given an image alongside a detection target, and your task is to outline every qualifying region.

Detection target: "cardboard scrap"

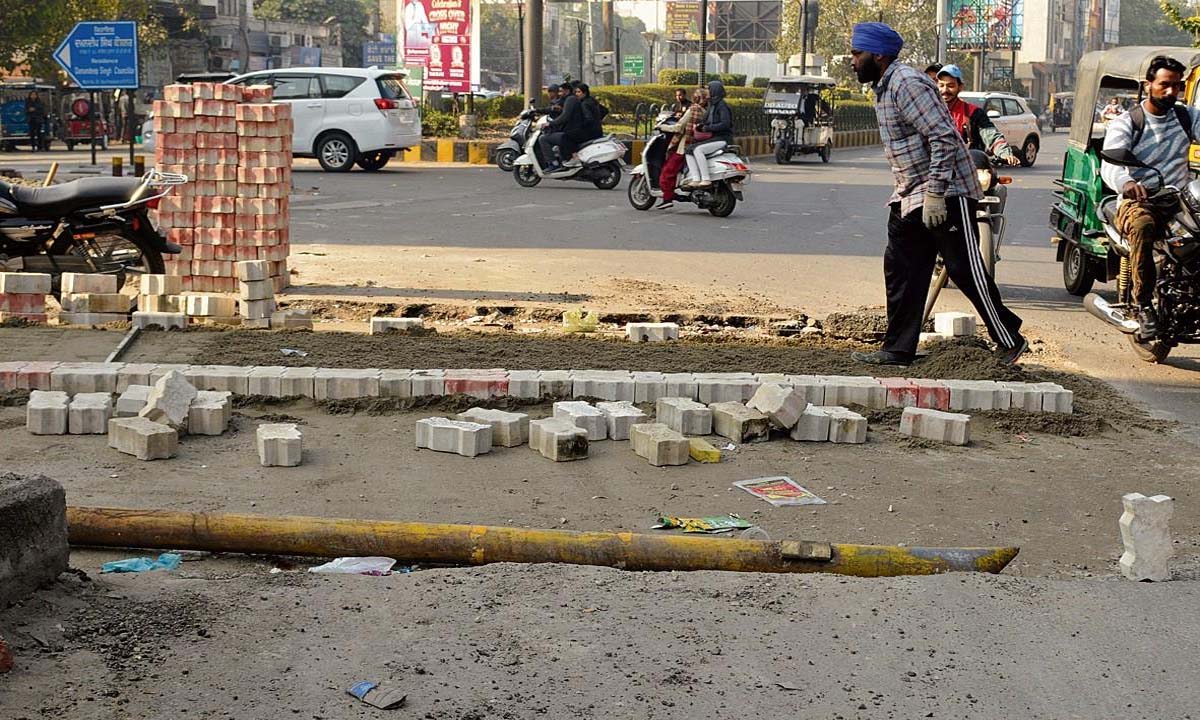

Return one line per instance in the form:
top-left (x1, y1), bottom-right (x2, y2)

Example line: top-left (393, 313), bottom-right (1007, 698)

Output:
top-left (733, 476), bottom-right (827, 507)
top-left (347, 682), bottom-right (407, 709)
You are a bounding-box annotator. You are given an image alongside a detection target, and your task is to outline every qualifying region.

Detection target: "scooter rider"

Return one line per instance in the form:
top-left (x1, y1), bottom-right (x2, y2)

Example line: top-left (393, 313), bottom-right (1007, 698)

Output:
top-left (936, 64), bottom-right (1021, 166)
top-left (655, 86), bottom-right (706, 210)
top-left (540, 82), bottom-right (589, 172)
top-left (687, 80), bottom-right (733, 188)
top-left (1100, 55), bottom-right (1200, 339)
top-left (535, 83), bottom-right (567, 117)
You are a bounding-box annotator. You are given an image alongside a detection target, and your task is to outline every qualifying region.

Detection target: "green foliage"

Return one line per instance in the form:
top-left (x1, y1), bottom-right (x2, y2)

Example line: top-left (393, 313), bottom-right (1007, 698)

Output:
top-left (1155, 0), bottom-right (1200, 45)
top-left (717, 73), bottom-right (747, 87)
top-left (255, 0), bottom-right (371, 67)
top-left (658, 69), bottom-right (698, 85)
top-left (778, 0), bottom-right (937, 68)
top-left (752, 76), bottom-right (770, 88)
top-left (479, 4), bottom-right (520, 82)
top-left (421, 107), bottom-right (459, 137)
top-left (474, 94), bottom-right (526, 120)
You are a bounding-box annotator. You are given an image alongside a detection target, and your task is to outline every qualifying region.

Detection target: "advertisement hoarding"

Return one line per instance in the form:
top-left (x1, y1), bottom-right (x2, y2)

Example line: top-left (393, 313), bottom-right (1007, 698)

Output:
top-left (402, 0), bottom-right (471, 92)
top-left (666, 1), bottom-right (717, 42)
top-left (946, 0), bottom-right (1024, 51)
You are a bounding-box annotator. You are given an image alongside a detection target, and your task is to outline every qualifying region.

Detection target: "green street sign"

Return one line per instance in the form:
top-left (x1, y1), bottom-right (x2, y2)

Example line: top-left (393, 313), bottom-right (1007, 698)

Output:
top-left (623, 55), bottom-right (645, 76)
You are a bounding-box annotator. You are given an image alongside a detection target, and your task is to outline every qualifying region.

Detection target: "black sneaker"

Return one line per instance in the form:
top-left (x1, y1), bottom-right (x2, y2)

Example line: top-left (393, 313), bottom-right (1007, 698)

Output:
top-left (655, 200), bottom-right (674, 210)
top-left (851, 350), bottom-right (913, 367)
top-left (998, 335), bottom-right (1029, 365)
top-left (1137, 306), bottom-right (1159, 339)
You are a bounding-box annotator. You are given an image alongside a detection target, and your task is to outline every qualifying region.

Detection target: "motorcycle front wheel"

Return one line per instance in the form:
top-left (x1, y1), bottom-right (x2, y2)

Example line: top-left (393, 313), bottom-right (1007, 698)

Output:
top-left (513, 164), bottom-right (541, 187)
top-left (496, 148), bottom-right (517, 172)
top-left (593, 161), bottom-right (622, 190)
top-left (627, 174), bottom-right (655, 210)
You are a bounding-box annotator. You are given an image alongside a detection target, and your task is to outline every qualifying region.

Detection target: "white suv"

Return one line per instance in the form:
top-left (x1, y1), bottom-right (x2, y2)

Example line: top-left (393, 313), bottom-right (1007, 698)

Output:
top-left (229, 67), bottom-right (421, 172)
top-left (959, 91), bottom-right (1041, 167)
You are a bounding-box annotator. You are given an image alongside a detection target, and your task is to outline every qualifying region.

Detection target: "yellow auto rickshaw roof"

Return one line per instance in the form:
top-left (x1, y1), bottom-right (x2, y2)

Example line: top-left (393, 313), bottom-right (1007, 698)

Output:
top-left (1070, 46), bottom-right (1200, 147)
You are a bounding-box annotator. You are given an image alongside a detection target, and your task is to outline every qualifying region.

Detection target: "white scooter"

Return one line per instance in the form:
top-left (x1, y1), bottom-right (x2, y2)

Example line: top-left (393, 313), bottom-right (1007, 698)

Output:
top-left (627, 109), bottom-right (750, 217)
top-left (511, 110), bottom-right (626, 190)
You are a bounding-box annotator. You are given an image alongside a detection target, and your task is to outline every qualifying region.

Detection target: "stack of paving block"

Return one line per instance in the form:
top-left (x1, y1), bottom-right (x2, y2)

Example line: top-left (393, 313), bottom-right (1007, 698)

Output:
top-left (184, 293), bottom-right (239, 326)
top-left (133, 274), bottom-right (186, 329)
top-left (57, 273), bottom-right (129, 325)
top-left (153, 81), bottom-right (291, 295)
top-left (0, 273), bottom-right (49, 324)
top-left (236, 260), bottom-right (276, 329)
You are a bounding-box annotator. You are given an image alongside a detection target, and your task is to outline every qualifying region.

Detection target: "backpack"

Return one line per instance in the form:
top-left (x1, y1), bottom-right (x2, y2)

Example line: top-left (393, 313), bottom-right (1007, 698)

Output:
top-left (1129, 103), bottom-right (1196, 148)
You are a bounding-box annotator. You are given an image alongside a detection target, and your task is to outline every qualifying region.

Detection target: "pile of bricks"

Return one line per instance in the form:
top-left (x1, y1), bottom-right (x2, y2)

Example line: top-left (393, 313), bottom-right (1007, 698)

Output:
top-left (237, 260), bottom-right (276, 329)
top-left (0, 273), bottom-right (49, 324)
top-left (57, 273), bottom-right (130, 325)
top-left (152, 81), bottom-right (291, 295)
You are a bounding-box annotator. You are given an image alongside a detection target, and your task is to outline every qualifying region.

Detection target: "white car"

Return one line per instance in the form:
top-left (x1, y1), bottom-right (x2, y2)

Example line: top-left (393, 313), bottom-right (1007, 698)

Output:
top-left (959, 91), bottom-right (1041, 167)
top-left (228, 67), bottom-right (421, 172)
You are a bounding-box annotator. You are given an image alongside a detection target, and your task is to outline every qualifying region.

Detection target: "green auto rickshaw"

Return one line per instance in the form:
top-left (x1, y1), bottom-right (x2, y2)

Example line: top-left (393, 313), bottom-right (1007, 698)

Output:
top-left (1050, 46), bottom-right (1200, 296)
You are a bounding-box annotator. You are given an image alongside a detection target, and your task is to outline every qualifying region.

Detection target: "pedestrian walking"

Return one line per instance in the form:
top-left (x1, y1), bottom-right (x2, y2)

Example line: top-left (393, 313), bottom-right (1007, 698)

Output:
top-left (848, 22), bottom-right (1027, 366)
top-left (25, 91), bottom-right (46, 152)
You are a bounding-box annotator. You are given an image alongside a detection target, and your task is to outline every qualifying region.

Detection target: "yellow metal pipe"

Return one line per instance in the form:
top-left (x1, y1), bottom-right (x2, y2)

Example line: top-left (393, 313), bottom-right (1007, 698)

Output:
top-left (65, 507), bottom-right (1018, 577)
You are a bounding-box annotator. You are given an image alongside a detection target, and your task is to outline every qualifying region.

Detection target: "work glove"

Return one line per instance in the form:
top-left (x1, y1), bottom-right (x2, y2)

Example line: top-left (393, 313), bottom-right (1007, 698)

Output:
top-left (922, 192), bottom-right (948, 229)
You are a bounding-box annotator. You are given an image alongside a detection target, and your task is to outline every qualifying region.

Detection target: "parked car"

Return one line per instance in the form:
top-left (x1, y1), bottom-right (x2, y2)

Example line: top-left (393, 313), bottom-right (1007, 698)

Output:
top-left (959, 91), bottom-right (1041, 167)
top-left (228, 67), bottom-right (421, 172)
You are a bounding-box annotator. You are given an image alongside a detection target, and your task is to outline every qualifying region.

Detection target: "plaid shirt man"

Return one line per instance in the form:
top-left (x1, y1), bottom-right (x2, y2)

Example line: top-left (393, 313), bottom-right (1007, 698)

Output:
top-left (874, 62), bottom-right (981, 217)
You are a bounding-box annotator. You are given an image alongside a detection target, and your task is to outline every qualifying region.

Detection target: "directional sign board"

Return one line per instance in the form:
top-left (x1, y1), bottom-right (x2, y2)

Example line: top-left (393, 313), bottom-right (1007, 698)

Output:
top-left (363, 41), bottom-right (397, 67)
top-left (54, 22), bottom-right (140, 89)
top-left (622, 55), bottom-right (645, 77)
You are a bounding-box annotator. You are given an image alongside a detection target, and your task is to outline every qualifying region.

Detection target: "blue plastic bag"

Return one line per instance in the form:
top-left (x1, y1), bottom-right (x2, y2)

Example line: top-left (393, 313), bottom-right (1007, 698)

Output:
top-left (101, 552), bottom-right (183, 574)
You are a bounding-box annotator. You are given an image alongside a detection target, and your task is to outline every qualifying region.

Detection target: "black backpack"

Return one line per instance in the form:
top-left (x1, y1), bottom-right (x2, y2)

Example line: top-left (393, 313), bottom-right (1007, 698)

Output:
top-left (1129, 103), bottom-right (1196, 148)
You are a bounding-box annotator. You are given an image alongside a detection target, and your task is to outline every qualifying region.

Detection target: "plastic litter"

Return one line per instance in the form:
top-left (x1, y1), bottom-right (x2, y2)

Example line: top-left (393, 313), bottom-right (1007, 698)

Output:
top-left (100, 552), bottom-right (182, 574)
top-left (280, 348), bottom-right (309, 357)
top-left (347, 681), bottom-right (407, 709)
top-left (653, 514), bottom-right (752, 534)
top-left (740, 526), bottom-right (771, 541)
top-left (561, 308), bottom-right (599, 333)
top-left (308, 556), bottom-right (396, 576)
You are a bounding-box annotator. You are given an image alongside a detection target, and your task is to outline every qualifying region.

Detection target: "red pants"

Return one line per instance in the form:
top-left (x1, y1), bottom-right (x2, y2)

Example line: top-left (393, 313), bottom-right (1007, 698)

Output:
top-left (659, 152), bottom-right (686, 202)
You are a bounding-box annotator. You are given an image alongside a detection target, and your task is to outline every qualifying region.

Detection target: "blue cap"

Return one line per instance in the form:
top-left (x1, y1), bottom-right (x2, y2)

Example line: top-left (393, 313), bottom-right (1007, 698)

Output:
top-left (937, 64), bottom-right (965, 82)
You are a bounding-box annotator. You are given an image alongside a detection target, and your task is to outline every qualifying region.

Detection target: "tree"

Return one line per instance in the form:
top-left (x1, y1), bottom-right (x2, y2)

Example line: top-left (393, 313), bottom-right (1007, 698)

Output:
top-left (777, 0), bottom-right (937, 71)
top-left (255, 0), bottom-right (373, 67)
top-left (479, 3), bottom-right (520, 87)
top-left (1154, 0), bottom-right (1200, 45)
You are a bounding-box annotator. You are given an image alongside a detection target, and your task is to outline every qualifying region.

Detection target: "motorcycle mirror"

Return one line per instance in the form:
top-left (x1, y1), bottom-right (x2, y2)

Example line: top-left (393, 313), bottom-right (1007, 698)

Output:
top-left (1100, 148), bottom-right (1146, 168)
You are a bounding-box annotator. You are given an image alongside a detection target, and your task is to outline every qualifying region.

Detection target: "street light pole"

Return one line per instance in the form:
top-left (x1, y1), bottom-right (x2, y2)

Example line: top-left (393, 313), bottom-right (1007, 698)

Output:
top-left (698, 0), bottom-right (709, 85)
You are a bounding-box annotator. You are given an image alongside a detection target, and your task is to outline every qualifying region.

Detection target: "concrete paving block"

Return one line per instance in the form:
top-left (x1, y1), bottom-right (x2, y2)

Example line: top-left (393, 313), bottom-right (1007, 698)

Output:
top-left (630, 423), bottom-right (689, 467)
top-left (58, 311), bottom-right (133, 327)
top-left (688, 437), bottom-right (722, 463)
top-left (238, 279), bottom-right (275, 302)
top-left (900, 407), bottom-right (971, 446)
top-left (50, 365), bottom-right (119, 394)
top-left (553, 401), bottom-right (608, 440)
top-left (457, 408), bottom-right (530, 447)
top-left (69, 392), bottom-right (114, 435)
top-left (314, 368), bottom-right (381, 400)
top-left (912, 379), bottom-right (951, 411)
top-left (537, 370), bottom-right (573, 398)
top-left (0, 474), bottom-right (69, 606)
top-left (257, 423), bottom-right (304, 466)
top-left (138, 370), bottom-right (198, 431)
top-left (185, 294), bottom-right (237, 317)
top-left (246, 366), bottom-right (286, 397)
top-left (696, 378), bottom-right (759, 405)
top-left (277, 367), bottom-right (318, 398)
top-left (825, 407), bottom-right (868, 444)
top-left (633, 372), bottom-right (668, 403)
top-left (133, 311), bottom-right (187, 330)
top-left (596, 401), bottom-right (648, 441)
top-left (934, 311), bottom-right (977, 337)
top-left (626, 322), bottom-right (679, 342)
top-left (138, 294), bottom-right (184, 314)
top-left (108, 417), bottom-right (178, 460)
top-left (414, 417), bottom-right (491, 458)
top-left (271, 308), bottom-right (313, 330)
top-left (13, 361), bottom-right (58, 391)
top-left (148, 364), bottom-right (191, 383)
top-left (572, 373), bottom-right (635, 402)
top-left (529, 417), bottom-right (588, 461)
top-left (140, 274), bottom-right (184, 296)
top-left (60, 292), bottom-right (131, 314)
top-left (186, 365), bottom-right (251, 395)
top-left (947, 380), bottom-right (1011, 411)
top-left (507, 370), bottom-right (541, 399)
top-left (61, 272), bottom-right (119, 295)
top-left (0, 361), bottom-right (26, 391)
top-left (656, 397), bottom-right (713, 436)
top-left (999, 382), bottom-right (1046, 412)
top-left (116, 364), bottom-right (157, 392)
top-left (370, 317), bottom-right (424, 334)
top-left (1119, 493), bottom-right (1174, 582)
top-left (27, 391), bottom-right (69, 435)
top-left (236, 260), bottom-right (270, 282)
top-left (747, 383), bottom-right (809, 430)
top-left (663, 373), bottom-right (698, 400)
top-left (115, 385), bottom-right (153, 417)
top-left (820, 378), bottom-right (886, 409)
top-left (754, 373), bottom-right (789, 385)
top-left (790, 405), bottom-right (833, 442)
top-left (380, 369), bottom-right (414, 398)
top-left (444, 373), bottom-right (510, 400)
top-left (880, 377), bottom-right (920, 408)
top-left (710, 401), bottom-right (770, 444)
top-left (0, 272), bottom-right (51, 294)
top-left (241, 317), bottom-right (272, 330)
top-left (1034, 383), bottom-right (1074, 414)
top-left (785, 376), bottom-right (827, 406)
top-left (239, 298), bottom-right (277, 320)
top-left (189, 391), bottom-right (233, 436)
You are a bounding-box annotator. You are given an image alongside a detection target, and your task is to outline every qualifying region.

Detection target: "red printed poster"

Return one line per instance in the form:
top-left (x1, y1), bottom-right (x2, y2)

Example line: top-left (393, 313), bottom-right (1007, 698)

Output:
top-left (402, 0), bottom-right (471, 92)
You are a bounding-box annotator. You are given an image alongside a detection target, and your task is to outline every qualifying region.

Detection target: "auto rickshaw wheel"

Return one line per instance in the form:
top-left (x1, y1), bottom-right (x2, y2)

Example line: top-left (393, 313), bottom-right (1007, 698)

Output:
top-left (1062, 240), bottom-right (1095, 296)
top-left (774, 142), bottom-right (789, 165)
top-left (821, 142), bottom-right (832, 164)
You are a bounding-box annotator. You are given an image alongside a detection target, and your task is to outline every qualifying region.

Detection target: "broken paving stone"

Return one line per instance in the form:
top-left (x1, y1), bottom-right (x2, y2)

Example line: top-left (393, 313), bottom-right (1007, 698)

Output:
top-left (108, 417), bottom-right (178, 460)
top-left (529, 417), bottom-right (588, 461)
top-left (456, 408), bottom-right (529, 447)
top-left (257, 423), bottom-right (304, 466)
top-left (709, 401), bottom-right (770, 444)
top-left (415, 417), bottom-right (492, 458)
top-left (139, 370), bottom-right (198, 432)
top-left (630, 423), bottom-right (689, 467)
top-left (747, 383), bottom-right (808, 430)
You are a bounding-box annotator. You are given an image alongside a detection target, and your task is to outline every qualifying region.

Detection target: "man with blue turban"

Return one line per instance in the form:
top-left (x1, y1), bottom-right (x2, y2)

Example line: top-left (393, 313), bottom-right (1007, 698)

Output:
top-left (848, 22), bottom-right (1027, 366)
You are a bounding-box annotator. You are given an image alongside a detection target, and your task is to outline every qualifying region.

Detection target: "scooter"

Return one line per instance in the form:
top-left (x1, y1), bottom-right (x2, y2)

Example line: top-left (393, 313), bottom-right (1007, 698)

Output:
top-left (495, 110), bottom-right (533, 172)
top-left (511, 112), bottom-right (626, 190)
top-left (626, 109), bottom-right (751, 217)
top-left (1, 170), bottom-right (187, 297)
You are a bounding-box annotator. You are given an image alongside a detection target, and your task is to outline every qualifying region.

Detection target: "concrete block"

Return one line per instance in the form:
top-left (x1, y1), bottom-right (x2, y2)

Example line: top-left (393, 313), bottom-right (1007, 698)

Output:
top-left (236, 260), bottom-right (270, 282)
top-left (457, 408), bottom-right (529, 447)
top-left (108, 417), bottom-right (178, 460)
top-left (626, 322), bottom-right (679, 342)
top-left (785, 376), bottom-right (827, 406)
top-left (314, 368), bottom-right (381, 400)
top-left (410, 370), bottom-right (446, 397)
top-left (537, 370), bottom-right (573, 398)
top-left (116, 364), bottom-right (157, 392)
top-left (69, 392), bottom-right (114, 435)
top-left (257, 422), bottom-right (304, 466)
top-left (790, 405), bottom-right (833, 442)
top-left (633, 371), bottom-right (668, 403)
top-left (185, 294), bottom-right (237, 317)
top-left (57, 312), bottom-right (128, 326)
top-left (239, 298), bottom-right (277, 320)
top-left (238, 279), bottom-right (275, 301)
top-left (0, 474), bottom-right (68, 606)
top-left (710, 401), bottom-right (770, 444)
top-left (245, 366), bottom-right (285, 397)
top-left (688, 438), bottom-right (722, 463)
top-left (1035, 383), bottom-right (1074, 414)
top-left (630, 423), bottom-right (689, 467)
top-left (60, 293), bottom-right (131, 314)
top-left (664, 373), bottom-right (698, 400)
top-left (553, 401), bottom-right (608, 440)
top-left (13, 361), bottom-right (58, 390)
top-left (656, 397), bottom-right (713, 436)
top-left (185, 365), bottom-right (251, 395)
top-left (62, 273), bottom-right (119, 294)
top-left (138, 370), bottom-right (198, 431)
top-left (115, 385), bottom-right (152, 417)
top-left (755, 373), bottom-right (789, 385)
top-left (133, 311), bottom-right (187, 330)
top-left (0, 361), bottom-right (26, 391)
top-left (415, 417), bottom-right (491, 457)
top-left (947, 380), bottom-right (1011, 411)
top-left (50, 365), bottom-right (118, 394)
top-left (444, 371), bottom-right (509, 400)
top-left (149, 364), bottom-right (191, 383)
top-left (934, 311), bottom-right (977, 337)
top-left (899, 407), bottom-right (971, 446)
top-left (697, 378), bottom-right (758, 405)
top-left (999, 382), bottom-right (1046, 412)
top-left (27, 391), bottom-right (68, 435)
top-left (380, 369), bottom-right (414, 398)
top-left (140, 274), bottom-right (184, 296)
top-left (825, 407), bottom-right (868, 444)
top-left (370, 316), bottom-right (424, 334)
top-left (189, 390), bottom-right (232, 436)
top-left (596, 401), bottom-right (648, 441)
top-left (572, 372), bottom-right (635, 402)
top-left (271, 308), bottom-right (314, 330)
top-left (1119, 493), bottom-right (1174, 582)
top-left (912, 379), bottom-right (951, 411)
top-left (0, 272), bottom-right (51, 294)
top-left (747, 383), bottom-right (808, 429)
top-left (529, 417), bottom-right (588, 461)
top-left (821, 378), bottom-right (886, 409)
top-left (881, 377), bottom-right (920, 408)
top-left (507, 370), bottom-right (541, 399)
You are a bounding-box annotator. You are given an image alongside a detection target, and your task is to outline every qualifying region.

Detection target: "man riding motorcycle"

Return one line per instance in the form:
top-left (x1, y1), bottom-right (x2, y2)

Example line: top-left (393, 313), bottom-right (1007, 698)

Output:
top-left (936, 65), bottom-right (1021, 167)
top-left (539, 82), bottom-right (591, 172)
top-left (1100, 54), bottom-right (1200, 338)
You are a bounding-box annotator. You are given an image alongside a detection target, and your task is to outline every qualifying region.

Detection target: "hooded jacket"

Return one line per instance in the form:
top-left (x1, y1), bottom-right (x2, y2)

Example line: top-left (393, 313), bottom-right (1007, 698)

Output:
top-left (700, 80), bottom-right (734, 144)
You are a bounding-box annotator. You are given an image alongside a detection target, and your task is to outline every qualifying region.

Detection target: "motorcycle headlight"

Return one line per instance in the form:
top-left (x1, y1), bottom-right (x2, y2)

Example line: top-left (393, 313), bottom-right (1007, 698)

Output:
top-left (976, 168), bottom-right (994, 191)
top-left (1184, 179), bottom-right (1200, 214)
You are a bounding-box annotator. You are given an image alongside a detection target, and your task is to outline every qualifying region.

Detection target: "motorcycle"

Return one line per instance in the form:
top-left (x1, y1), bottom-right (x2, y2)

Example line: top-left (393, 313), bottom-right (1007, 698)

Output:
top-left (626, 110), bottom-right (751, 217)
top-left (511, 112), bottom-right (626, 190)
top-left (1, 169), bottom-right (187, 296)
top-left (494, 110), bottom-right (533, 172)
top-left (1083, 148), bottom-right (1200, 363)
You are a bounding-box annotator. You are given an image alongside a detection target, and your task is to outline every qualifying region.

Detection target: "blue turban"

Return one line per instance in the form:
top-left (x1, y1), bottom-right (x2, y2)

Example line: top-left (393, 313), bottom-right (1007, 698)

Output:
top-left (851, 22), bottom-right (904, 57)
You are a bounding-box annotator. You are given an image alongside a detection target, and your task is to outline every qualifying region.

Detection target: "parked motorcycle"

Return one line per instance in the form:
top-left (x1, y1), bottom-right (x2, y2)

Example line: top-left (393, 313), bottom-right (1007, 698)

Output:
top-left (511, 112), bottom-right (625, 190)
top-left (626, 110), bottom-right (751, 217)
top-left (494, 111), bottom-right (533, 172)
top-left (0, 170), bottom-right (187, 296)
top-left (1083, 148), bottom-right (1200, 363)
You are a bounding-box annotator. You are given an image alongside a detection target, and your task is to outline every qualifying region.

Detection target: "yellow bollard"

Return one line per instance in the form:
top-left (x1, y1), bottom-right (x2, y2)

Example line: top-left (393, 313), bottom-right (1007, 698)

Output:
top-left (112, 157), bottom-right (123, 177)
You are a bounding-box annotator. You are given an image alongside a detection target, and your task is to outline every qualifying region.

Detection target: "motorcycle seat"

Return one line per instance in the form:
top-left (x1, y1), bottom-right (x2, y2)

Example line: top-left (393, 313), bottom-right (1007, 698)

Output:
top-left (578, 135), bottom-right (613, 149)
top-left (1099, 196), bottom-right (1120, 226)
top-left (700, 143), bottom-right (729, 157)
top-left (5, 177), bottom-right (143, 220)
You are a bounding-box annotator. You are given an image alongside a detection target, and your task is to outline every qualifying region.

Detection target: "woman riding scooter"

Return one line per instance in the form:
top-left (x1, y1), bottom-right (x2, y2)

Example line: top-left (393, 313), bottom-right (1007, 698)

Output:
top-left (655, 87), bottom-right (706, 210)
top-left (687, 80), bottom-right (734, 188)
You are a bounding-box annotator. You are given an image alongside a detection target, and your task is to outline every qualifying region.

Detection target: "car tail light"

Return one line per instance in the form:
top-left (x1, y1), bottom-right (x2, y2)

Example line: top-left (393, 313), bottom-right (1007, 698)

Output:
top-left (374, 98), bottom-right (399, 111)
top-left (998, 176), bottom-right (1013, 184)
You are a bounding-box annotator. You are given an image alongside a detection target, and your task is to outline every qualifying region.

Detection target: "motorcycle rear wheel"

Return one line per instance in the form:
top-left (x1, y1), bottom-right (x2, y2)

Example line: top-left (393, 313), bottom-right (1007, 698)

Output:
top-left (1128, 334), bottom-right (1171, 363)
top-left (48, 222), bottom-right (165, 300)
top-left (593, 161), bottom-right (622, 190)
top-left (513, 164), bottom-right (541, 187)
top-left (707, 184), bottom-right (737, 217)
top-left (627, 174), bottom-right (655, 211)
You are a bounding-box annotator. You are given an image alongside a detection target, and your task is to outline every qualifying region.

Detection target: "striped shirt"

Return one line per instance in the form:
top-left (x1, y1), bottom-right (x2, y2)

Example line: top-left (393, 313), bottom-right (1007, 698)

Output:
top-left (1100, 105), bottom-right (1200, 193)
top-left (874, 62), bottom-right (982, 216)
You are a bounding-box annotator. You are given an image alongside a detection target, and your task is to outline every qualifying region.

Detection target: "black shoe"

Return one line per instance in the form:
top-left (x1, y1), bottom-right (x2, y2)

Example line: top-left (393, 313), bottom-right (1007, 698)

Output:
top-left (998, 335), bottom-right (1029, 365)
top-left (1136, 306), bottom-right (1159, 339)
top-left (655, 200), bottom-right (674, 210)
top-left (851, 350), bottom-right (913, 366)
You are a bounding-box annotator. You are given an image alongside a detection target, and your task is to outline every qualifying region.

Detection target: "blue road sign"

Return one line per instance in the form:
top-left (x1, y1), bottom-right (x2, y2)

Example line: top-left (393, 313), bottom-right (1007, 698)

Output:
top-left (53, 22), bottom-right (140, 89)
top-left (363, 41), bottom-right (397, 67)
